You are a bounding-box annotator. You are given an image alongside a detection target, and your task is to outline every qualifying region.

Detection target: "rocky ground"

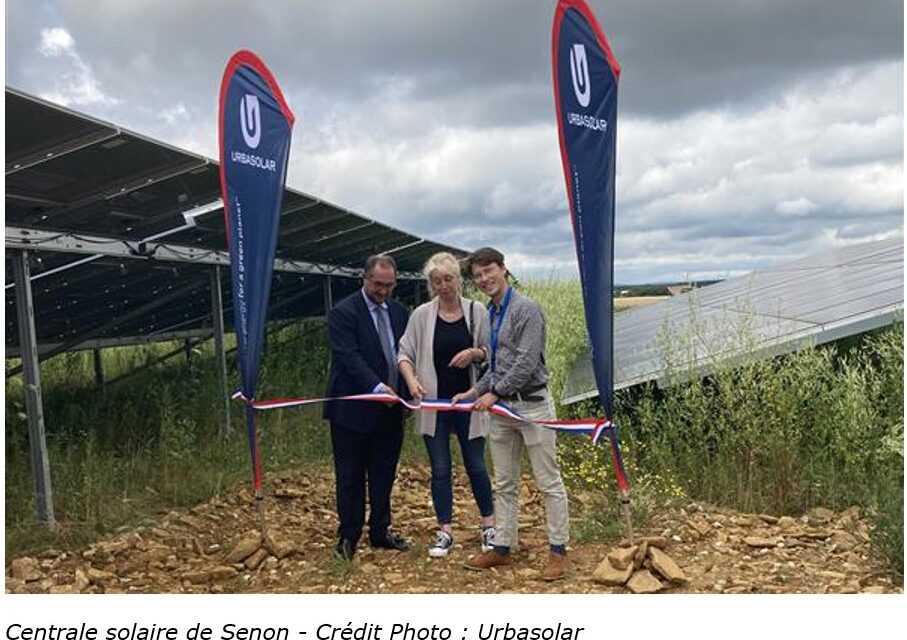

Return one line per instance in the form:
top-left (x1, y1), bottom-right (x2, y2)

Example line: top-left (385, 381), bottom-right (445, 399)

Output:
top-left (6, 464), bottom-right (902, 594)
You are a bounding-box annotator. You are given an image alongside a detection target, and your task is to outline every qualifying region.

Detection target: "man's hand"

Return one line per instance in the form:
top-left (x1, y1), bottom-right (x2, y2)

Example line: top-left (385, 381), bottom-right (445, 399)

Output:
top-left (378, 383), bottom-right (400, 400)
top-left (451, 387), bottom-right (478, 405)
top-left (473, 392), bottom-right (499, 412)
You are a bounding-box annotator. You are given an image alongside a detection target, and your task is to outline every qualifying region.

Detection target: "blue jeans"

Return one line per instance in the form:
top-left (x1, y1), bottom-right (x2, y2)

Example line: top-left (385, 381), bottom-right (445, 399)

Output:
top-left (423, 411), bottom-right (494, 525)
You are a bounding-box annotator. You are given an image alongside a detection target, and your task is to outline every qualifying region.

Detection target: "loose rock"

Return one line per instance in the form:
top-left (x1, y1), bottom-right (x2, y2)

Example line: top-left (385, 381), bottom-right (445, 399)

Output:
top-left (74, 568), bottom-right (90, 592)
top-left (800, 530), bottom-right (832, 540)
top-left (264, 530), bottom-right (296, 560)
top-left (744, 536), bottom-right (779, 548)
top-left (48, 585), bottom-right (77, 594)
top-left (649, 547), bottom-right (688, 584)
top-left (182, 570), bottom-right (210, 585)
top-left (87, 568), bottom-right (117, 585)
top-left (592, 559), bottom-right (633, 586)
top-left (244, 549), bottom-right (269, 570)
top-left (807, 507), bottom-right (835, 524)
top-left (627, 570), bottom-right (663, 594)
top-left (607, 546), bottom-right (637, 571)
top-left (225, 533), bottom-right (262, 564)
top-left (210, 566), bottom-right (239, 582)
top-left (10, 558), bottom-right (42, 582)
top-left (3, 466), bottom-right (901, 595)
top-left (638, 536), bottom-right (669, 550)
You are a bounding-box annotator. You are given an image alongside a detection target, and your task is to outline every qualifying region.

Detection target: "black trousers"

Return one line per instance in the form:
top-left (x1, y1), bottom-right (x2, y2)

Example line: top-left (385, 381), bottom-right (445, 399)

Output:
top-left (329, 408), bottom-right (404, 544)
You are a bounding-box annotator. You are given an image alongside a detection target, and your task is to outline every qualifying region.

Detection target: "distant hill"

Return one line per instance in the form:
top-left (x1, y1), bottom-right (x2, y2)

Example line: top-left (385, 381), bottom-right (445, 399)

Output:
top-left (614, 280), bottom-right (721, 297)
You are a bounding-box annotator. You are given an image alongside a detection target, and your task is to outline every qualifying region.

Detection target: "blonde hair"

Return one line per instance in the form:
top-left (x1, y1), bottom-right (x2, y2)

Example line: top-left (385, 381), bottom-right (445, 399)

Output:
top-left (422, 252), bottom-right (463, 296)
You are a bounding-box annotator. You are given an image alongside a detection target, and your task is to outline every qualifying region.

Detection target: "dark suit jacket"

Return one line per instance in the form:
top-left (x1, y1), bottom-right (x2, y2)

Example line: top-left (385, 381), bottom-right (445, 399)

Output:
top-left (323, 289), bottom-right (410, 432)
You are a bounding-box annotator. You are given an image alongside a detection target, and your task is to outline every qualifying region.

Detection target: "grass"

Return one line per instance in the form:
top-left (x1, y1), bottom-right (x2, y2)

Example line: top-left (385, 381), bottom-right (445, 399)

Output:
top-left (5, 321), bottom-right (340, 557)
top-left (526, 280), bottom-right (903, 575)
top-left (6, 281), bottom-right (904, 577)
top-left (327, 555), bottom-right (355, 580)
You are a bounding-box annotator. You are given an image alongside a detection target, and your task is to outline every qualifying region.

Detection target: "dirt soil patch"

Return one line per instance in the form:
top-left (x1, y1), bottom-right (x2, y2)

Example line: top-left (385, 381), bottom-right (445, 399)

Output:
top-left (6, 465), bottom-right (902, 594)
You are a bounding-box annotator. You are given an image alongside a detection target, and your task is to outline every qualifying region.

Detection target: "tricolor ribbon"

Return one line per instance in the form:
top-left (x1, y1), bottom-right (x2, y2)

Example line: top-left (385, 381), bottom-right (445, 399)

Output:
top-left (231, 389), bottom-right (613, 446)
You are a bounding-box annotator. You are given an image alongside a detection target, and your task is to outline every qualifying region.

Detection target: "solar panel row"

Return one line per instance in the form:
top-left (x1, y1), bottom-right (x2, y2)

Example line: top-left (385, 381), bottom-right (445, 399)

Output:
top-left (5, 88), bottom-right (459, 353)
top-left (563, 237), bottom-right (904, 404)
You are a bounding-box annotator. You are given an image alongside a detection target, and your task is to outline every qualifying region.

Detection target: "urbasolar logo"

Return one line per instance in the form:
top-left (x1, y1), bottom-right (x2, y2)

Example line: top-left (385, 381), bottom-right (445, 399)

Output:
top-left (231, 93), bottom-right (276, 171)
top-left (566, 42), bottom-right (607, 133)
top-left (570, 44), bottom-right (590, 108)
top-left (240, 94), bottom-right (261, 149)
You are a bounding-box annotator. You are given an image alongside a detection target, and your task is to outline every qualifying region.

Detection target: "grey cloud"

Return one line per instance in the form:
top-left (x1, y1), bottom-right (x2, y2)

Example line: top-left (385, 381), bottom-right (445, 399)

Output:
top-left (8, 1), bottom-right (903, 127)
top-left (5, 1), bottom-right (903, 284)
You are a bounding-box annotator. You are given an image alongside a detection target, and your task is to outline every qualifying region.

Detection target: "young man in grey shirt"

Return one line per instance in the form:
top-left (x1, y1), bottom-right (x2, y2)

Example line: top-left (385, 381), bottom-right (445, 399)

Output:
top-left (452, 247), bottom-right (569, 581)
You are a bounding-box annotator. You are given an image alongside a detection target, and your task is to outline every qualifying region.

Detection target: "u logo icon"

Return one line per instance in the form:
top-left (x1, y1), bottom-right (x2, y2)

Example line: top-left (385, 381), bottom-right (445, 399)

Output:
top-left (570, 44), bottom-right (591, 108)
top-left (240, 94), bottom-right (261, 149)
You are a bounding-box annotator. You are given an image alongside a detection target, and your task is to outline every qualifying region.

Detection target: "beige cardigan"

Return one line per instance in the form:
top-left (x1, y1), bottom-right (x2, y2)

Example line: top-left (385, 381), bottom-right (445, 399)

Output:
top-left (397, 296), bottom-right (490, 439)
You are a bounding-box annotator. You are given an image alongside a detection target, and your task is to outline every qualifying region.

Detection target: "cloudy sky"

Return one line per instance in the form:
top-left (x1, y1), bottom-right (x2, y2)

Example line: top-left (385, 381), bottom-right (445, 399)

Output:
top-left (5, 0), bottom-right (904, 283)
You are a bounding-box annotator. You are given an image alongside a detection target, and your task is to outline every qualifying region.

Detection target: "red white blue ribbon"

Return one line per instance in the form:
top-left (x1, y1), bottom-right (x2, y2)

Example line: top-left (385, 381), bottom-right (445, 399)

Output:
top-left (231, 389), bottom-right (612, 445)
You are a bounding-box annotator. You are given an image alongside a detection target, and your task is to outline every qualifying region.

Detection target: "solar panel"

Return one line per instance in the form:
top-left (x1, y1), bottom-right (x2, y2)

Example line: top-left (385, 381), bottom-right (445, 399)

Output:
top-left (5, 87), bottom-right (464, 354)
top-left (562, 237), bottom-right (904, 405)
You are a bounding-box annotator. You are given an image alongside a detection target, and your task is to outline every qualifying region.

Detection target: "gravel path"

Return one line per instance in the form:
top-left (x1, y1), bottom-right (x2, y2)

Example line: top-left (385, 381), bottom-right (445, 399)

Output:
top-left (6, 465), bottom-right (902, 594)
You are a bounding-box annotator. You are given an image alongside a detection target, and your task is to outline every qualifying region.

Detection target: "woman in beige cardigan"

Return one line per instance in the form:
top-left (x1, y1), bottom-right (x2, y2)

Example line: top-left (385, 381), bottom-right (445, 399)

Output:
top-left (398, 252), bottom-right (495, 558)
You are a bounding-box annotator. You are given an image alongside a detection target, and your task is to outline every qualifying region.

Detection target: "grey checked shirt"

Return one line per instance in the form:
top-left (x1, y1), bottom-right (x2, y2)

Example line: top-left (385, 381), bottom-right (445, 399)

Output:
top-left (475, 287), bottom-right (549, 398)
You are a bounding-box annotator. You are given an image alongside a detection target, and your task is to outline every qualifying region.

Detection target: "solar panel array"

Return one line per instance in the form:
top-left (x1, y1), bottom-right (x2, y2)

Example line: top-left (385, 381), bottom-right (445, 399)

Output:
top-left (563, 237), bottom-right (904, 404)
top-left (5, 88), bottom-right (461, 353)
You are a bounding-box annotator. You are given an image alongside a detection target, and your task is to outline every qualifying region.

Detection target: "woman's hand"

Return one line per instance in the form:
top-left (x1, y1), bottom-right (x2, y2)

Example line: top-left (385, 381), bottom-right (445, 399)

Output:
top-left (449, 347), bottom-right (481, 369)
top-left (398, 360), bottom-right (423, 401)
top-left (407, 379), bottom-right (426, 402)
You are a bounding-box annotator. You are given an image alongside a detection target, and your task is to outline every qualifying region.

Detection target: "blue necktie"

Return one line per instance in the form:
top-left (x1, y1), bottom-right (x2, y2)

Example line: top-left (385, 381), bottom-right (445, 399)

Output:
top-left (374, 306), bottom-right (398, 390)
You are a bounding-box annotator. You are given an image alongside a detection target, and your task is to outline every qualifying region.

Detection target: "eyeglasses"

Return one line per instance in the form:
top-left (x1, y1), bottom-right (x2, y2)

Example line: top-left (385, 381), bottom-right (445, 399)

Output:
top-left (367, 277), bottom-right (396, 290)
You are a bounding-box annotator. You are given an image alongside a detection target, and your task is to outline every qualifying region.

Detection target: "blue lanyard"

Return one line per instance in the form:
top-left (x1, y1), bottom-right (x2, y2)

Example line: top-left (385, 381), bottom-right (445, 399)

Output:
top-left (488, 287), bottom-right (513, 373)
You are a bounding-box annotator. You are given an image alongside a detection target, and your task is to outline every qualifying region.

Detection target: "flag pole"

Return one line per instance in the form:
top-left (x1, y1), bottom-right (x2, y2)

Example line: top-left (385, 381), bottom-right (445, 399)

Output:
top-left (219, 49), bottom-right (294, 542)
top-left (552, 0), bottom-right (631, 545)
top-left (246, 406), bottom-right (268, 538)
top-left (606, 424), bottom-right (633, 543)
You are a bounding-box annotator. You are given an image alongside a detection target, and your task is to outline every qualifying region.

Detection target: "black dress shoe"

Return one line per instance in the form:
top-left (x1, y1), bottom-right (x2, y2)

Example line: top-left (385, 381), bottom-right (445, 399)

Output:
top-left (334, 538), bottom-right (356, 560)
top-left (369, 530), bottom-right (410, 551)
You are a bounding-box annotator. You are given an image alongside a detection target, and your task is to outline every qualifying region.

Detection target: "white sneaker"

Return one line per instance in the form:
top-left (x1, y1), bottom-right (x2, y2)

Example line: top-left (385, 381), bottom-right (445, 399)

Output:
top-left (428, 530), bottom-right (453, 558)
top-left (481, 526), bottom-right (496, 552)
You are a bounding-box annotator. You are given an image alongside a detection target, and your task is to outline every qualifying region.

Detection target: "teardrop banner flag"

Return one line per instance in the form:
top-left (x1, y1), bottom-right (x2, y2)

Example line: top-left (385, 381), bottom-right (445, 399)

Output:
top-left (552, 1), bottom-right (632, 513)
top-left (219, 50), bottom-right (294, 523)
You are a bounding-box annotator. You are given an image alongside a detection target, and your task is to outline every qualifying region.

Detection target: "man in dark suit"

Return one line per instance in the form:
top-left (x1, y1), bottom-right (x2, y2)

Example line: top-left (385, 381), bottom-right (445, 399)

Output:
top-left (324, 254), bottom-right (410, 560)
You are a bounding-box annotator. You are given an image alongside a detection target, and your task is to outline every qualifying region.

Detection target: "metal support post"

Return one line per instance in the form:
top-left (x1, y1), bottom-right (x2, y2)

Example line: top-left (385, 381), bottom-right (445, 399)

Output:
top-left (93, 348), bottom-right (104, 386)
top-left (210, 267), bottom-right (231, 438)
top-left (323, 275), bottom-right (333, 313)
top-left (13, 250), bottom-right (56, 528)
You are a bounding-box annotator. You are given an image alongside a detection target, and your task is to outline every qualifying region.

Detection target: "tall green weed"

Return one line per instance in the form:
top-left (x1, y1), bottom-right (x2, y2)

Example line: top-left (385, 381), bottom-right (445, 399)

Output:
top-left (5, 321), bottom-right (336, 557)
top-left (6, 282), bottom-right (903, 577)
top-left (527, 280), bottom-right (902, 575)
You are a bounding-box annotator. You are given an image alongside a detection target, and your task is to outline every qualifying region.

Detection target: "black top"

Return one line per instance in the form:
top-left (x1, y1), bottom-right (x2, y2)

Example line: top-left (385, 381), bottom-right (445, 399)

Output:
top-left (433, 315), bottom-right (472, 399)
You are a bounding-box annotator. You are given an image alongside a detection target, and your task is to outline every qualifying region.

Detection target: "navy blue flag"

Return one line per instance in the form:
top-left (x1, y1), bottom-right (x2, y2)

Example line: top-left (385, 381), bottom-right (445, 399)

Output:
top-left (552, 0), bottom-right (621, 421)
top-left (219, 50), bottom-right (294, 492)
